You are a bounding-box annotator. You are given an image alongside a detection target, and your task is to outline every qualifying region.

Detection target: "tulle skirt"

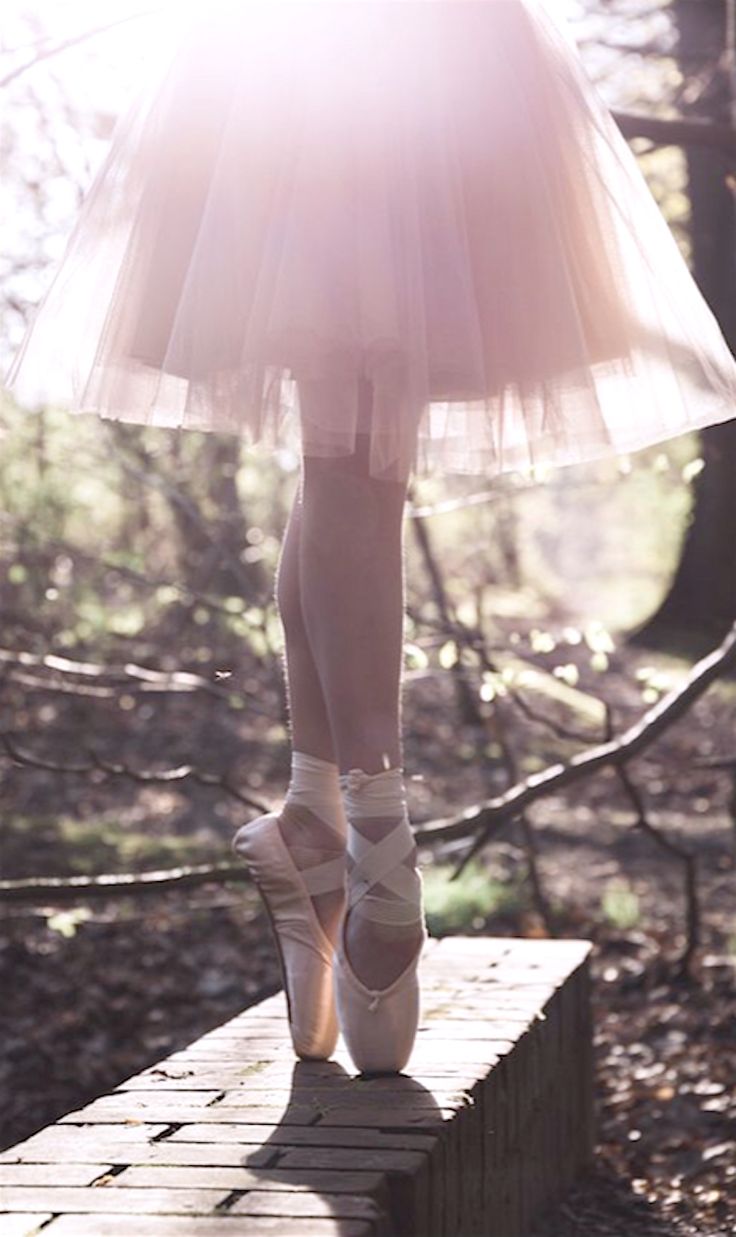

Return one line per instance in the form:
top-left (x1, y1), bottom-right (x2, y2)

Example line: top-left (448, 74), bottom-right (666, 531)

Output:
top-left (6, 0), bottom-right (736, 481)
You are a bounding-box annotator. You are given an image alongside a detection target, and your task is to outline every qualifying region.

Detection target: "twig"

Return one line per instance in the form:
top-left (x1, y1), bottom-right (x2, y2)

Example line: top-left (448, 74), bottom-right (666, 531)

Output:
top-left (102, 430), bottom-right (264, 609)
top-left (445, 621), bottom-right (736, 874)
top-left (407, 484), bottom-right (484, 726)
top-left (0, 647), bottom-right (272, 715)
top-left (615, 763), bottom-right (700, 978)
top-left (492, 703), bottom-right (557, 935)
top-left (4, 626), bottom-right (735, 864)
top-left (0, 731), bottom-right (271, 815)
top-left (7, 533), bottom-right (260, 617)
top-left (0, 864), bottom-right (252, 904)
top-left (0, 8), bottom-right (161, 90)
top-left (612, 109), bottom-right (736, 154)
top-left (405, 477), bottom-right (630, 522)
top-left (604, 694), bottom-right (701, 976)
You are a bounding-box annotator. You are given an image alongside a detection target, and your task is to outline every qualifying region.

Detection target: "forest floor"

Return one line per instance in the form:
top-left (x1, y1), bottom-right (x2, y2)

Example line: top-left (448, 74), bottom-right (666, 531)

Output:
top-left (1, 615), bottom-right (735, 1237)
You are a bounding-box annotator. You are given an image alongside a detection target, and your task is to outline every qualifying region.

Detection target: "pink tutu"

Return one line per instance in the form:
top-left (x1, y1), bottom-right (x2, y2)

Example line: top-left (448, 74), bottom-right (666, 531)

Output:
top-left (6, 0), bottom-right (736, 481)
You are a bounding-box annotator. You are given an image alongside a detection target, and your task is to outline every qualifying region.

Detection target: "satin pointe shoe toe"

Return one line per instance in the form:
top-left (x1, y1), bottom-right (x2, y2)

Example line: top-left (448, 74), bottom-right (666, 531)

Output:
top-left (335, 924), bottom-right (426, 1074)
top-left (232, 812), bottom-right (346, 1061)
top-left (334, 800), bottom-right (427, 1075)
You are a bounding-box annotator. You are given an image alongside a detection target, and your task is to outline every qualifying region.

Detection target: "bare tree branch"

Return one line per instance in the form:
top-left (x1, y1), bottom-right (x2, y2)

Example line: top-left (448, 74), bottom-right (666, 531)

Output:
top-left (3, 626), bottom-right (734, 911)
top-left (612, 108), bottom-right (736, 153)
top-left (0, 731), bottom-right (271, 815)
top-left (439, 621), bottom-right (736, 871)
top-left (0, 864), bottom-right (251, 903)
top-left (407, 483), bottom-right (484, 726)
top-left (3, 619), bottom-right (734, 879)
top-left (0, 647), bottom-right (273, 715)
top-left (0, 8), bottom-right (160, 90)
top-left (615, 763), bottom-right (700, 976)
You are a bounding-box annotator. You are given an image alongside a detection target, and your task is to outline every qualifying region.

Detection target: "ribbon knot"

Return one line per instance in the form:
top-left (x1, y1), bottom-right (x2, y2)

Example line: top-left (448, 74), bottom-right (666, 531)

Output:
top-left (346, 768), bottom-right (370, 793)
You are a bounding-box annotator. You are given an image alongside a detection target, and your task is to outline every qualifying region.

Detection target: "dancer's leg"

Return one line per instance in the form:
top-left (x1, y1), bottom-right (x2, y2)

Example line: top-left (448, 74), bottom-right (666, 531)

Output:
top-left (275, 482), bottom-right (335, 762)
top-left (299, 431), bottom-right (424, 990)
top-left (300, 435), bottom-right (406, 773)
top-left (274, 482), bottom-right (347, 941)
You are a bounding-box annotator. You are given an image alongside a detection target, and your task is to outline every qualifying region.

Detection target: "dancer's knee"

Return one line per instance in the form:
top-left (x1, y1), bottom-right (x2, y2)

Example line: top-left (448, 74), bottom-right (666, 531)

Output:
top-left (302, 432), bottom-right (374, 481)
top-left (301, 444), bottom-right (409, 539)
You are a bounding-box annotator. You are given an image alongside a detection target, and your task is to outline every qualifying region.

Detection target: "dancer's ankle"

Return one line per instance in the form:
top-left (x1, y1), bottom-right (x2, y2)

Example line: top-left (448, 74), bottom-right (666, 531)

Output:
top-left (283, 749), bottom-right (347, 842)
top-left (338, 765), bottom-right (425, 986)
top-left (277, 750), bottom-right (347, 940)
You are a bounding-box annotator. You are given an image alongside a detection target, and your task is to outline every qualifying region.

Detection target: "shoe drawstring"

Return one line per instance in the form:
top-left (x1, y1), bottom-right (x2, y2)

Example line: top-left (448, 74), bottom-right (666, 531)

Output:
top-left (368, 993), bottom-right (381, 1012)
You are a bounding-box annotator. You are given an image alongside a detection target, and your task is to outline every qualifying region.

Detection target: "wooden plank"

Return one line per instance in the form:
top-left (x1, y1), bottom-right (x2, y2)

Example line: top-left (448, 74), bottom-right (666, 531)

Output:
top-left (0, 1165), bottom-right (110, 1187)
top-left (0, 1125), bottom-right (170, 1164)
top-left (217, 996), bottom-right (288, 1020)
top-left (165, 1125), bottom-right (438, 1154)
top-left (274, 1148), bottom-right (426, 1175)
top-left (162, 1049), bottom-right (284, 1064)
top-left (166, 1044), bottom-right (289, 1061)
top-left (112, 1166), bottom-right (389, 1196)
top-left (0, 1218), bottom-right (53, 1237)
top-left (227, 1190), bottom-right (388, 1224)
top-left (276, 1147), bottom-right (430, 1237)
top-left (1, 1139), bottom-right (272, 1170)
top-left (255, 1063), bottom-right (487, 1083)
top-left (0, 1188), bottom-right (230, 1215)
top-left (59, 1093), bottom-right (224, 1118)
top-left (314, 1106), bottom-right (456, 1129)
top-left (392, 1042), bottom-right (506, 1066)
top-left (117, 1068), bottom-right (266, 1090)
top-left (60, 1103), bottom-right (316, 1126)
top-left (213, 1087), bottom-right (469, 1110)
top-left (45, 1217), bottom-right (379, 1236)
top-left (117, 1069), bottom-right (487, 1092)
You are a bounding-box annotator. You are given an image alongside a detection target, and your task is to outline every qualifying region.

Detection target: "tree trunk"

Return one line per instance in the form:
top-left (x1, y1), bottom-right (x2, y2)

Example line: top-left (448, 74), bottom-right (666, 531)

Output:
top-left (635, 0), bottom-right (736, 654)
top-left (169, 433), bottom-right (266, 601)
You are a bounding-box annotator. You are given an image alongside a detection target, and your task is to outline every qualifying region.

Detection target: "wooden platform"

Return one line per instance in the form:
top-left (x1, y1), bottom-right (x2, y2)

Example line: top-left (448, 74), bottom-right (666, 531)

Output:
top-left (0, 936), bottom-right (594, 1237)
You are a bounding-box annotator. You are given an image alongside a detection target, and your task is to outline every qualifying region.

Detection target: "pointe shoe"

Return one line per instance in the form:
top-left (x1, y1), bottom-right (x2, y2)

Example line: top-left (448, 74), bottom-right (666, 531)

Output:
top-left (334, 804), bottom-right (428, 1075)
top-left (232, 812), bottom-right (346, 1060)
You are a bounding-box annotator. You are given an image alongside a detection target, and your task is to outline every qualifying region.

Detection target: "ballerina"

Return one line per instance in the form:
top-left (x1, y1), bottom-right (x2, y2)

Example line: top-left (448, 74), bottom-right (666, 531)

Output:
top-left (6, 0), bottom-right (736, 1073)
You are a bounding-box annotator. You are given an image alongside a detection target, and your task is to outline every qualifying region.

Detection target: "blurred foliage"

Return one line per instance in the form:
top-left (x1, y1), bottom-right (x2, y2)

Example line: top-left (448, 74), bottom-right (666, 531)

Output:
top-left (601, 877), bottom-right (642, 931)
top-left (0, 387), bottom-right (704, 656)
top-left (2, 809), bottom-right (217, 878)
top-left (421, 860), bottom-right (525, 936)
